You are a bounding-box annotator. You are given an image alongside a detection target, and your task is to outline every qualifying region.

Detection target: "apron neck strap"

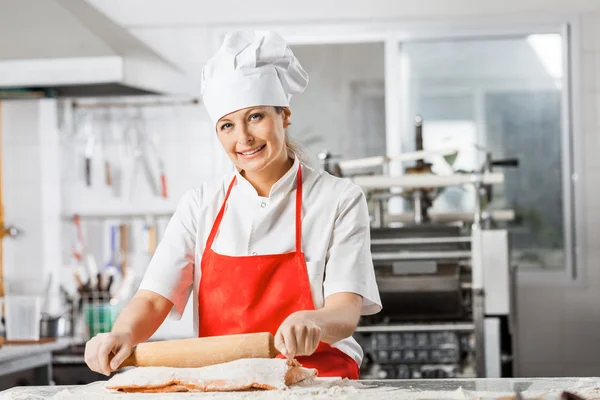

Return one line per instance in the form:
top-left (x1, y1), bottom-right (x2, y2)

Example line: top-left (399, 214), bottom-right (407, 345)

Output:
top-left (205, 176), bottom-right (237, 251)
top-left (295, 165), bottom-right (302, 253)
top-left (206, 164), bottom-right (303, 253)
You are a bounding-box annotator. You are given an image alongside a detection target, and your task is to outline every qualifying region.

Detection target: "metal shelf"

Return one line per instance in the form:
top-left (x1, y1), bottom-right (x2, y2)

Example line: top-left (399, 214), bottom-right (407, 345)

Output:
top-left (60, 212), bottom-right (174, 221)
top-left (371, 237), bottom-right (471, 245)
top-left (372, 251), bottom-right (471, 261)
top-left (355, 323), bottom-right (475, 333)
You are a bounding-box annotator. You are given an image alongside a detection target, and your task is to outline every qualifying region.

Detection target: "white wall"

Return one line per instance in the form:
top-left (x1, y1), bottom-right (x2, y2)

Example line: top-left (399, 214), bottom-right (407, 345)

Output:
top-left (1, 99), bottom-right (63, 314)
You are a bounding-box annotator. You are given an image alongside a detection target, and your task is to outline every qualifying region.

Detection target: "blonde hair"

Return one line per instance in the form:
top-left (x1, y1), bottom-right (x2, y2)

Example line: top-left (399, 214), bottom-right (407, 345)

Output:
top-left (274, 106), bottom-right (307, 164)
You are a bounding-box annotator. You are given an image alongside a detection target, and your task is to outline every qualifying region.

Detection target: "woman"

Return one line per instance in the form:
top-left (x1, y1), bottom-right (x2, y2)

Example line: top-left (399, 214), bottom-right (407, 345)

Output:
top-left (84, 30), bottom-right (382, 380)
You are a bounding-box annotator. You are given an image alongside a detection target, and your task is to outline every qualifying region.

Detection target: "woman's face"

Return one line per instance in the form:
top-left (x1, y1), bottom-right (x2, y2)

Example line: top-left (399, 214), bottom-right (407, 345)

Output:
top-left (216, 106), bottom-right (290, 173)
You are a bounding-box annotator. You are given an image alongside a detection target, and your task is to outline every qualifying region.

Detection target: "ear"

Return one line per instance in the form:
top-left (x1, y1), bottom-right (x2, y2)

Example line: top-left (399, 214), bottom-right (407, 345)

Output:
top-left (281, 108), bottom-right (292, 129)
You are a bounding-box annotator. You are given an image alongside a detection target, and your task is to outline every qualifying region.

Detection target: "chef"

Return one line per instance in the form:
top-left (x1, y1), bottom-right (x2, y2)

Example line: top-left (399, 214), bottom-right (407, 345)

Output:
top-left (84, 30), bottom-right (382, 380)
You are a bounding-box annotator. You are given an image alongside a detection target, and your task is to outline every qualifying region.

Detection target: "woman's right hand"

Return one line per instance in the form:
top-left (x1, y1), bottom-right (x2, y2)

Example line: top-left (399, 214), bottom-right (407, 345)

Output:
top-left (84, 332), bottom-right (134, 376)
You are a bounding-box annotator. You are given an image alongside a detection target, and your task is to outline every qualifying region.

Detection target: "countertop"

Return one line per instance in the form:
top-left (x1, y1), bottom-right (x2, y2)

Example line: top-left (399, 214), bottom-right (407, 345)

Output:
top-left (0, 339), bottom-right (74, 364)
top-left (1, 377), bottom-right (600, 399)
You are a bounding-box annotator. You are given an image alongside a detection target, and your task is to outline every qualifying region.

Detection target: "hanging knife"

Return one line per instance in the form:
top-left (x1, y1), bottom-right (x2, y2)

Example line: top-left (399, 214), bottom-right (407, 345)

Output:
top-left (84, 125), bottom-right (95, 187)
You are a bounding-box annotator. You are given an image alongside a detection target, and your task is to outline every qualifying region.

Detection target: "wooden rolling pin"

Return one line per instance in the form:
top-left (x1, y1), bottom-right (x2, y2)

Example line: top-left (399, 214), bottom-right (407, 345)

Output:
top-left (117, 332), bottom-right (280, 369)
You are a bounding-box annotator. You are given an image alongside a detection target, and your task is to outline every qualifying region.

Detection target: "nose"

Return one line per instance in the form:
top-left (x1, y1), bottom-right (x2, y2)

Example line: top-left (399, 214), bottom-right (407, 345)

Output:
top-left (237, 124), bottom-right (253, 145)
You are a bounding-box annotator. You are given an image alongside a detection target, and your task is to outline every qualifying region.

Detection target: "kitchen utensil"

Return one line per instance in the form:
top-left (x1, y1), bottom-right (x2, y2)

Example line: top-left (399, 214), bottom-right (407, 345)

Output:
top-left (104, 224), bottom-right (119, 271)
top-left (116, 332), bottom-right (279, 369)
top-left (72, 214), bottom-right (85, 264)
top-left (119, 223), bottom-right (128, 273)
top-left (5, 295), bottom-right (41, 341)
top-left (40, 313), bottom-right (71, 338)
top-left (73, 270), bottom-right (84, 291)
top-left (150, 130), bottom-right (168, 198)
top-left (143, 221), bottom-right (157, 255)
top-left (101, 225), bottom-right (121, 298)
top-left (127, 112), bottom-right (161, 199)
top-left (112, 222), bottom-right (135, 303)
top-left (105, 274), bottom-right (114, 293)
top-left (83, 117), bottom-right (95, 187)
top-left (100, 110), bottom-right (112, 187)
top-left (83, 299), bottom-right (119, 338)
top-left (72, 215), bottom-right (98, 289)
top-left (59, 285), bottom-right (73, 305)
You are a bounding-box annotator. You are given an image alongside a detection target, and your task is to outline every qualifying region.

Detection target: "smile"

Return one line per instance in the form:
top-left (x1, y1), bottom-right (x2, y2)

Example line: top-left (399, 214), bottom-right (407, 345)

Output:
top-left (238, 145), bottom-right (266, 156)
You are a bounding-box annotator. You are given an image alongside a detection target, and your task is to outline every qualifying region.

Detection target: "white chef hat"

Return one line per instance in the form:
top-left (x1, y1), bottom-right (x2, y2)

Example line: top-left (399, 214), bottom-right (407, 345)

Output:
top-left (201, 30), bottom-right (309, 128)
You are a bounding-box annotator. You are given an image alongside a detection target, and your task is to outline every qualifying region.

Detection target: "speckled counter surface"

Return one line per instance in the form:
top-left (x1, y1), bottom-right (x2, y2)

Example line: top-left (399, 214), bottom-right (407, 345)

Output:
top-left (0, 338), bottom-right (73, 386)
top-left (2, 378), bottom-right (600, 400)
top-left (0, 339), bottom-right (73, 364)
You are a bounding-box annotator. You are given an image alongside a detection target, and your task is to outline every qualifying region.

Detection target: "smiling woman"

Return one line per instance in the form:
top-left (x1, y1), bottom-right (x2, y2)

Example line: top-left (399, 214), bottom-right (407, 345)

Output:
top-left (216, 106), bottom-right (293, 197)
top-left (84, 30), bottom-right (382, 381)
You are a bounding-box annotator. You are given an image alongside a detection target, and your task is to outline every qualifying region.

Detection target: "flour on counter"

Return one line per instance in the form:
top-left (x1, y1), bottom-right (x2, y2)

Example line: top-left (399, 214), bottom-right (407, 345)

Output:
top-left (52, 378), bottom-right (400, 399)
top-left (3, 381), bottom-right (599, 400)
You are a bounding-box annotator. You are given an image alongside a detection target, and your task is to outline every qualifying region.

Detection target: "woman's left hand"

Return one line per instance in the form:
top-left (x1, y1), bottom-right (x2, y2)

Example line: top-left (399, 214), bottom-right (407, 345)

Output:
top-left (275, 310), bottom-right (322, 360)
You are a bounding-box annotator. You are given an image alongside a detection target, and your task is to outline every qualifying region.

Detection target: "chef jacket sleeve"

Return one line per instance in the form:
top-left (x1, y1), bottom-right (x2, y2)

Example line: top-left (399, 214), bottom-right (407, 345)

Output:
top-left (138, 188), bottom-right (200, 319)
top-left (323, 183), bottom-right (382, 315)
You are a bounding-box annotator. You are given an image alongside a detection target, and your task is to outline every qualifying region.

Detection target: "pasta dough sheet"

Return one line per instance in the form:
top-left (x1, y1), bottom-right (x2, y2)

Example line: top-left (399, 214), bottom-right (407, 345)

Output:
top-left (105, 358), bottom-right (317, 393)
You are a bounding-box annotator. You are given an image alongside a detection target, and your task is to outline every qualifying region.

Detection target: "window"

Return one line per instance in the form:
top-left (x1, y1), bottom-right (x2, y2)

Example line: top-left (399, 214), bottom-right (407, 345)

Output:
top-left (289, 43), bottom-right (385, 166)
top-left (394, 33), bottom-right (569, 271)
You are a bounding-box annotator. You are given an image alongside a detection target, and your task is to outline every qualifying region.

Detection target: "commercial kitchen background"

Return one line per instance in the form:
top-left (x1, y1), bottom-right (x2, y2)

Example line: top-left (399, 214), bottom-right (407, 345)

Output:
top-left (0, 0), bottom-right (599, 384)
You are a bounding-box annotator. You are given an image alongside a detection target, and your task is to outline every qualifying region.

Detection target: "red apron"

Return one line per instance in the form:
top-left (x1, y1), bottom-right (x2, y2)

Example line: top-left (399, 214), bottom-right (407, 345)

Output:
top-left (198, 165), bottom-right (359, 379)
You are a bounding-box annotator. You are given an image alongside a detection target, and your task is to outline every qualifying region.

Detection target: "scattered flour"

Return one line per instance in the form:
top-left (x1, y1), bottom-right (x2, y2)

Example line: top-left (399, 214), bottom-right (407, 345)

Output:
top-left (51, 378), bottom-right (400, 400)
top-left (5, 377), bottom-right (600, 400)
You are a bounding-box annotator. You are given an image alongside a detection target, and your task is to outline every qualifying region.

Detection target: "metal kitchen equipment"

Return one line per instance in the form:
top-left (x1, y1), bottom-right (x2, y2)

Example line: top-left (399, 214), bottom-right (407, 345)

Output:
top-left (40, 313), bottom-right (72, 338)
top-left (354, 222), bottom-right (514, 380)
top-left (331, 117), bottom-right (519, 380)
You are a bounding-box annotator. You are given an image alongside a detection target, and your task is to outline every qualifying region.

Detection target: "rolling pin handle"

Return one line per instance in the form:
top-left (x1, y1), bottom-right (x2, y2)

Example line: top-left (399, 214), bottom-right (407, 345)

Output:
top-left (109, 349), bottom-right (136, 370)
top-left (268, 333), bottom-right (281, 358)
top-left (119, 353), bottom-right (136, 368)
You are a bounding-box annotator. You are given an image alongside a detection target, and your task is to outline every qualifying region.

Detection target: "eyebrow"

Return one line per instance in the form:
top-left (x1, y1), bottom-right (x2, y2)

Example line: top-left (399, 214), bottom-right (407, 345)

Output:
top-left (219, 107), bottom-right (265, 125)
top-left (243, 107), bottom-right (265, 117)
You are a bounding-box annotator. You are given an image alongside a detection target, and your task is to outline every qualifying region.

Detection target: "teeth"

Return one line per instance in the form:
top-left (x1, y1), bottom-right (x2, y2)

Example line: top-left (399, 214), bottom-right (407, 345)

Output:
top-left (241, 145), bottom-right (263, 155)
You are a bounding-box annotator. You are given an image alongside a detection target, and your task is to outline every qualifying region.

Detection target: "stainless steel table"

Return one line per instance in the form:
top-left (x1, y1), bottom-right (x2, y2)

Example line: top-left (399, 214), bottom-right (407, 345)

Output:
top-left (1, 377), bottom-right (600, 399)
top-left (0, 339), bottom-right (72, 386)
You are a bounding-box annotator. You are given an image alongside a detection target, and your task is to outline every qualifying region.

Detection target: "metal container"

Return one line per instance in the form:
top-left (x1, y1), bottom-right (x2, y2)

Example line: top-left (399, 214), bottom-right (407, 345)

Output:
top-left (40, 314), bottom-right (71, 338)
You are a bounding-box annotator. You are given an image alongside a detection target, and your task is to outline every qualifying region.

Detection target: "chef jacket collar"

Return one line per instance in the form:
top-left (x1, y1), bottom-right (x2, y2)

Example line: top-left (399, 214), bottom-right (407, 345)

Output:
top-left (234, 154), bottom-right (300, 201)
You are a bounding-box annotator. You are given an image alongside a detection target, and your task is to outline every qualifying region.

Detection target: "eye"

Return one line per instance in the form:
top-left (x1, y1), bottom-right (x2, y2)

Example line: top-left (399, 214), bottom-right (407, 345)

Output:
top-left (220, 122), bottom-right (233, 131)
top-left (249, 113), bottom-right (263, 121)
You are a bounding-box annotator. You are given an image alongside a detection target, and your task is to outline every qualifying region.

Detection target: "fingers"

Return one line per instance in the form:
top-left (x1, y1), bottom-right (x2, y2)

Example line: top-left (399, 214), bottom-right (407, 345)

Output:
top-left (84, 338), bottom-right (99, 373)
top-left (84, 333), bottom-right (132, 376)
top-left (293, 325), bottom-right (307, 356)
top-left (283, 328), bottom-right (297, 360)
top-left (97, 335), bottom-right (116, 376)
top-left (304, 328), bottom-right (316, 356)
top-left (275, 326), bottom-right (298, 360)
top-left (279, 324), bottom-right (319, 358)
top-left (276, 311), bottom-right (324, 360)
top-left (297, 325), bottom-right (320, 356)
top-left (110, 342), bottom-right (133, 371)
top-left (274, 329), bottom-right (288, 358)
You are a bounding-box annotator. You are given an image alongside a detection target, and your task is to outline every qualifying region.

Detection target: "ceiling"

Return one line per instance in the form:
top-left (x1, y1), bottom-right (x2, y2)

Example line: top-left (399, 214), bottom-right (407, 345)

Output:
top-left (83, 0), bottom-right (600, 83)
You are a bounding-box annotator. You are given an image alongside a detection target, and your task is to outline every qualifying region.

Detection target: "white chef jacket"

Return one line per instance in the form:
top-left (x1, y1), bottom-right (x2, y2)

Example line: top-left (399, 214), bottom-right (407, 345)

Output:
top-left (139, 156), bottom-right (382, 365)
